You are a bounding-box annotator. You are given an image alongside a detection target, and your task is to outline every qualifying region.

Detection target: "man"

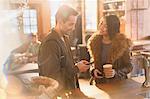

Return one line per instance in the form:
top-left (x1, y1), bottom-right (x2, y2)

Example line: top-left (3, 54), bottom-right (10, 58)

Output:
top-left (26, 33), bottom-right (41, 62)
top-left (38, 5), bottom-right (90, 93)
top-left (27, 33), bottom-right (41, 56)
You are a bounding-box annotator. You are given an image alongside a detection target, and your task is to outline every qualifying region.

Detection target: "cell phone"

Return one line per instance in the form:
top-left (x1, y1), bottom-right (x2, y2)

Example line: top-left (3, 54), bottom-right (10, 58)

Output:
top-left (86, 61), bottom-right (94, 65)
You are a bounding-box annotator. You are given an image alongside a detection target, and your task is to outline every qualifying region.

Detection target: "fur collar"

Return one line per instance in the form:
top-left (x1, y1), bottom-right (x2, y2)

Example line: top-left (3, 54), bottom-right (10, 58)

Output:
top-left (87, 33), bottom-right (132, 68)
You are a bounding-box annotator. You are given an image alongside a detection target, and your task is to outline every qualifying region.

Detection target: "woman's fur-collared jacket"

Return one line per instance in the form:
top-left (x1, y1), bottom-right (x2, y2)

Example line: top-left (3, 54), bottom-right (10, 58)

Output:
top-left (87, 33), bottom-right (133, 83)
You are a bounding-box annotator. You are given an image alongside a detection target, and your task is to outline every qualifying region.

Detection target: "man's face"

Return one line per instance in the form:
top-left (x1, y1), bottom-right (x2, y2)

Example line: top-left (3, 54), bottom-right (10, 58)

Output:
top-left (60, 15), bottom-right (77, 35)
top-left (31, 36), bottom-right (38, 43)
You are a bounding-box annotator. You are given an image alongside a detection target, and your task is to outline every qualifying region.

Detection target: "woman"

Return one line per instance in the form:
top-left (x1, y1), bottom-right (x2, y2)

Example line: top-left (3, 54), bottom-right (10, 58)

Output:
top-left (87, 15), bottom-right (133, 84)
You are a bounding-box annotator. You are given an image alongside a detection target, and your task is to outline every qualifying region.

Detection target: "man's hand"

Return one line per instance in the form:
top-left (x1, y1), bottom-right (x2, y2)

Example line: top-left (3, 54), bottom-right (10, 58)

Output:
top-left (76, 60), bottom-right (90, 72)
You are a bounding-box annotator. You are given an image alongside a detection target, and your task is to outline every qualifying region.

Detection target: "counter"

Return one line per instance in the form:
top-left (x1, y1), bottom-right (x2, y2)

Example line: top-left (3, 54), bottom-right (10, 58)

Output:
top-left (6, 63), bottom-right (150, 99)
top-left (79, 76), bottom-right (150, 99)
top-left (5, 76), bottom-right (150, 99)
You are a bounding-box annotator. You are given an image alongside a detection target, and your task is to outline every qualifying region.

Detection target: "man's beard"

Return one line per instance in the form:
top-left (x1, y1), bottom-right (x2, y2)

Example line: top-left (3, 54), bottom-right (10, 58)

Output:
top-left (64, 32), bottom-right (71, 36)
top-left (61, 29), bottom-right (71, 36)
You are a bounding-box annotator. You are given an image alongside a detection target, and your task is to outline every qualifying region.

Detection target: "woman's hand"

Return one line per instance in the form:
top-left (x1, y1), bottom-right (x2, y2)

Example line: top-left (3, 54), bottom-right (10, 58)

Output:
top-left (93, 69), bottom-right (102, 78)
top-left (104, 69), bottom-right (115, 78)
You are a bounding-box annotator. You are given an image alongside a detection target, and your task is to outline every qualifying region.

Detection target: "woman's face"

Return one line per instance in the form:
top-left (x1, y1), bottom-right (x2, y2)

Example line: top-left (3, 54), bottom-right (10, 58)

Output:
top-left (98, 18), bottom-right (108, 36)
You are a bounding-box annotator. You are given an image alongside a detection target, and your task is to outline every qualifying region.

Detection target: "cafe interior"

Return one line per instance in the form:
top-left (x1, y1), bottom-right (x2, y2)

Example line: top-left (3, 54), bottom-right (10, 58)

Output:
top-left (0, 0), bottom-right (150, 99)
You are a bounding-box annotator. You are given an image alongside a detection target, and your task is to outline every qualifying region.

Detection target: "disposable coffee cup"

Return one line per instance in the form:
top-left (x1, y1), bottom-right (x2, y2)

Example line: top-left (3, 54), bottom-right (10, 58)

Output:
top-left (103, 64), bottom-right (112, 70)
top-left (103, 64), bottom-right (113, 78)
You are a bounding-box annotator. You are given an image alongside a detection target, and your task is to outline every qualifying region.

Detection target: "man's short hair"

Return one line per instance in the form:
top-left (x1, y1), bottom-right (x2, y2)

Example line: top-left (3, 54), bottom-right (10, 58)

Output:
top-left (29, 33), bottom-right (37, 38)
top-left (55, 5), bottom-right (78, 24)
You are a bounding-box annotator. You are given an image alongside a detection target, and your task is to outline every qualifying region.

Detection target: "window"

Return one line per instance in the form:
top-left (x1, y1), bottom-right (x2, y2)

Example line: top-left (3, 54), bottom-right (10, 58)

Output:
top-left (85, 0), bottom-right (98, 31)
top-left (23, 9), bottom-right (38, 34)
top-left (50, 0), bottom-right (64, 28)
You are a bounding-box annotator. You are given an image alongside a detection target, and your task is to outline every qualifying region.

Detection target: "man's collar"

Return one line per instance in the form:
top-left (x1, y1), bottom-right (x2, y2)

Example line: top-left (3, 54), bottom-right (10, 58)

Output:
top-left (52, 28), bottom-right (70, 39)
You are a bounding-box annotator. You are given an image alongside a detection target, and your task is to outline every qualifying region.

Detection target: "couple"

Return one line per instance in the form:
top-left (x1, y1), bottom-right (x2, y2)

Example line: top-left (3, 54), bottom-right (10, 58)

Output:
top-left (38, 5), bottom-right (133, 97)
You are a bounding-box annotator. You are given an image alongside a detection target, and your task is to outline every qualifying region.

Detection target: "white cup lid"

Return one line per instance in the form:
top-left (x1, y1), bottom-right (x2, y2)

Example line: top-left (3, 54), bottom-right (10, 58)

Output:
top-left (103, 64), bottom-right (112, 68)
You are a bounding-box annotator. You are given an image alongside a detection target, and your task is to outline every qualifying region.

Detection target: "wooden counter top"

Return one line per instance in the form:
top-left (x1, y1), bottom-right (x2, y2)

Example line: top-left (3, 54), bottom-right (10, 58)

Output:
top-left (5, 76), bottom-right (150, 99)
top-left (79, 77), bottom-right (150, 99)
top-left (96, 79), bottom-right (149, 99)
